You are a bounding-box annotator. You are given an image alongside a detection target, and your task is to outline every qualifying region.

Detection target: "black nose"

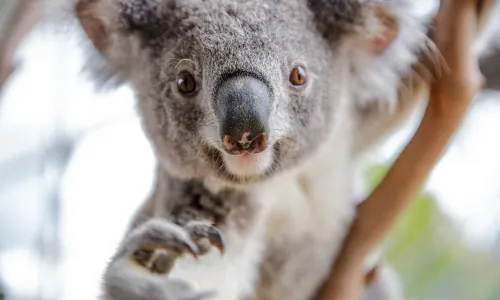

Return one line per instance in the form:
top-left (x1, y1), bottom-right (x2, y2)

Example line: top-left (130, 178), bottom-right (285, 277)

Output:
top-left (214, 75), bottom-right (270, 155)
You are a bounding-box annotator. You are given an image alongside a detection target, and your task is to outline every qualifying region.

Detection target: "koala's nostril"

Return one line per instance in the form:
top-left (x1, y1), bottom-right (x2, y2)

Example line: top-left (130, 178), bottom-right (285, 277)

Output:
top-left (223, 135), bottom-right (240, 152)
top-left (249, 133), bottom-right (267, 153)
top-left (222, 132), bottom-right (268, 155)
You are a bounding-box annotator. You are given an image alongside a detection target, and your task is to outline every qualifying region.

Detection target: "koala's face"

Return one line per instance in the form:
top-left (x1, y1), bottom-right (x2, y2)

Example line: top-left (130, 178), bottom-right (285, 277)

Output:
top-left (80, 0), bottom-right (368, 183)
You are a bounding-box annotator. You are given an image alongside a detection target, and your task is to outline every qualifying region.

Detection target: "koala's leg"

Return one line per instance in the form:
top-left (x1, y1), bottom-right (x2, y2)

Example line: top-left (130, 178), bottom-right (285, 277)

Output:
top-left (101, 218), bottom-right (222, 300)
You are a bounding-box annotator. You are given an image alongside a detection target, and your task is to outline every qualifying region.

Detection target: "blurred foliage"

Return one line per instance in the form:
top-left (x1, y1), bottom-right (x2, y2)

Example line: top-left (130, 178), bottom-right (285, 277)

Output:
top-left (365, 164), bottom-right (500, 300)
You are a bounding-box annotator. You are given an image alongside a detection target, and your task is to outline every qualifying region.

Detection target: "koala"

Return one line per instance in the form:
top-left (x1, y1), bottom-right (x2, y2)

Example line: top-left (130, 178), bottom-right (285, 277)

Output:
top-left (72, 0), bottom-right (437, 299)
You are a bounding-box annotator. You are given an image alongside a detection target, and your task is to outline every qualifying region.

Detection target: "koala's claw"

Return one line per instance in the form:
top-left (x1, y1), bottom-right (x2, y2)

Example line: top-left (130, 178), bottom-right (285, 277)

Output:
top-left (123, 220), bottom-right (203, 275)
top-left (103, 220), bottom-right (220, 300)
top-left (122, 219), bottom-right (225, 275)
top-left (132, 239), bottom-right (199, 274)
top-left (185, 221), bottom-right (226, 255)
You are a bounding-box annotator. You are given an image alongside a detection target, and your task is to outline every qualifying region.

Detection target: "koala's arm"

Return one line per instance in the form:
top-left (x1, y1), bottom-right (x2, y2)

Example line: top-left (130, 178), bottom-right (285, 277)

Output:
top-left (99, 167), bottom-right (222, 300)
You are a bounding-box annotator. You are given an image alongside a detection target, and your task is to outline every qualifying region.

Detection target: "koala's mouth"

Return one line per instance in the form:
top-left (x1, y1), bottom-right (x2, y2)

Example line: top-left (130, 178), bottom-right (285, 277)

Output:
top-left (202, 142), bottom-right (282, 184)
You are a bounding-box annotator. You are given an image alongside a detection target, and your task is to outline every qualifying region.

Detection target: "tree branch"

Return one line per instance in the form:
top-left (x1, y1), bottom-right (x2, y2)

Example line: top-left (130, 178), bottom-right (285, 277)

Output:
top-left (314, 1), bottom-right (492, 299)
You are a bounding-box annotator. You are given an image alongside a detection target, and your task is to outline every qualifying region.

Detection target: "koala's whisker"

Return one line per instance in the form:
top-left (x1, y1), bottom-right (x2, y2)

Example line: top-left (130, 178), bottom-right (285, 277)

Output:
top-left (168, 59), bottom-right (186, 68)
top-left (175, 59), bottom-right (196, 69)
top-left (199, 119), bottom-right (219, 128)
top-left (201, 115), bottom-right (218, 122)
top-left (166, 76), bottom-right (177, 83)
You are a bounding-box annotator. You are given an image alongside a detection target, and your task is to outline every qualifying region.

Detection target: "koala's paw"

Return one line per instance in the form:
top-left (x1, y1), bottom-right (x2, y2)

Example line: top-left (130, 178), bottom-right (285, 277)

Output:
top-left (102, 219), bottom-right (221, 299)
top-left (124, 219), bottom-right (225, 275)
top-left (103, 268), bottom-right (217, 300)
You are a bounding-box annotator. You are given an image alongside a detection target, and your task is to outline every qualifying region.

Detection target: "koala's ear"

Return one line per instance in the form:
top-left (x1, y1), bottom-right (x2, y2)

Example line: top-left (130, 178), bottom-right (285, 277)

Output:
top-left (353, 4), bottom-right (399, 56)
top-left (74, 0), bottom-right (140, 89)
top-left (308, 0), bottom-right (399, 56)
top-left (74, 0), bottom-right (112, 54)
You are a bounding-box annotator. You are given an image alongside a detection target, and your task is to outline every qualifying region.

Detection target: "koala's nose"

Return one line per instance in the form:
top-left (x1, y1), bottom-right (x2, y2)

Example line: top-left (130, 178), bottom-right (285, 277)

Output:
top-left (214, 75), bottom-right (270, 155)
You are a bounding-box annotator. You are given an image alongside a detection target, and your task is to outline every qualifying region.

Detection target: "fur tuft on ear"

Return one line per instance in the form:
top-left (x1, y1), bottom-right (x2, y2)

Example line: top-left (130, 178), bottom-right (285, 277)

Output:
top-left (73, 0), bottom-right (131, 90)
top-left (344, 1), bottom-right (435, 116)
top-left (75, 0), bottom-right (110, 54)
top-left (72, 0), bottom-right (155, 91)
top-left (307, 0), bottom-right (365, 42)
top-left (347, 1), bottom-right (442, 155)
top-left (353, 4), bottom-right (399, 56)
top-left (72, 0), bottom-right (183, 91)
top-left (308, 1), bottom-right (434, 118)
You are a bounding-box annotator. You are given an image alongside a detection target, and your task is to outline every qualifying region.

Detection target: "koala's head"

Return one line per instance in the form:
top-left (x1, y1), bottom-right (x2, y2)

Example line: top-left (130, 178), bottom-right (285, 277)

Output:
top-left (76, 0), bottom-right (425, 184)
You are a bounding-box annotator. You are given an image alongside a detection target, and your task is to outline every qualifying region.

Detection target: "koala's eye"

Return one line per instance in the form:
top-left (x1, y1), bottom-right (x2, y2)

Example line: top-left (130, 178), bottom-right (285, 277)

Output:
top-left (176, 72), bottom-right (197, 94)
top-left (289, 66), bottom-right (307, 86)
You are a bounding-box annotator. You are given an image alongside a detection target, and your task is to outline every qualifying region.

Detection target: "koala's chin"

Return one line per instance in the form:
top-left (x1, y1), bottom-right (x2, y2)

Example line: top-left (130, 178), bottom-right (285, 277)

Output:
top-left (221, 148), bottom-right (275, 178)
top-left (201, 139), bottom-right (284, 185)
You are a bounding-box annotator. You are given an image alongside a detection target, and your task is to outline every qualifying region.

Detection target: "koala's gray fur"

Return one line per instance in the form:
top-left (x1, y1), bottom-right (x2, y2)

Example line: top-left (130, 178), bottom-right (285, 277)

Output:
top-left (70, 1), bottom-right (437, 299)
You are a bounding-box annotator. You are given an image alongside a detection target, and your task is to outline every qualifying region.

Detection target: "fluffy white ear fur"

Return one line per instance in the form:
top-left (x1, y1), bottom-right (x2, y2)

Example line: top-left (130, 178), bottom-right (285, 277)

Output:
top-left (345, 2), bottom-right (432, 115)
top-left (75, 0), bottom-right (111, 53)
top-left (72, 0), bottom-right (147, 90)
top-left (353, 4), bottom-right (400, 56)
top-left (74, 0), bottom-right (127, 55)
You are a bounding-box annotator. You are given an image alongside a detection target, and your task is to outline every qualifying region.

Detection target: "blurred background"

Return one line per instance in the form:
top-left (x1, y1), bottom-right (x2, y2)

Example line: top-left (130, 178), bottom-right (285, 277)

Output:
top-left (1, 1), bottom-right (500, 300)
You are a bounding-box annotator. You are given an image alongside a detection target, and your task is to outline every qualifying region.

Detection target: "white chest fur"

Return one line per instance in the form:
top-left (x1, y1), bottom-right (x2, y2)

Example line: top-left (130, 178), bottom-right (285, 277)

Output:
top-left (262, 141), bottom-right (357, 256)
top-left (167, 115), bottom-right (360, 300)
top-left (252, 115), bottom-right (360, 300)
top-left (168, 226), bottom-right (266, 300)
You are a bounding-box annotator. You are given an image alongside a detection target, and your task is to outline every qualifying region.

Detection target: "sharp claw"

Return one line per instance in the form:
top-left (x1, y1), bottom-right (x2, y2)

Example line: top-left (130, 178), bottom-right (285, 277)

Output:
top-left (182, 239), bottom-right (200, 259)
top-left (184, 222), bottom-right (226, 255)
top-left (208, 227), bottom-right (225, 254)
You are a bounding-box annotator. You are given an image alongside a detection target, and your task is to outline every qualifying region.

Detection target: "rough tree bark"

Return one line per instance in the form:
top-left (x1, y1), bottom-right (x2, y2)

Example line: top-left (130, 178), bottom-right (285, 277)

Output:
top-left (314, 1), bottom-right (495, 299)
